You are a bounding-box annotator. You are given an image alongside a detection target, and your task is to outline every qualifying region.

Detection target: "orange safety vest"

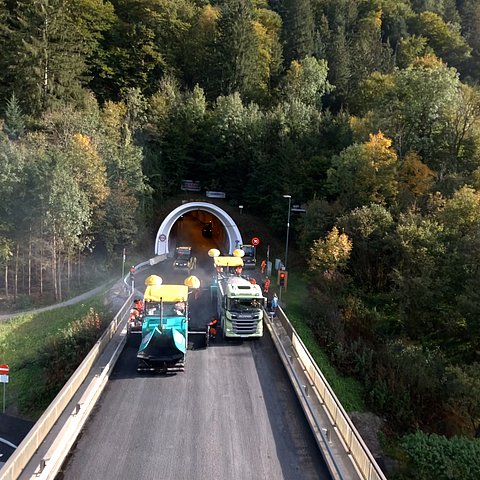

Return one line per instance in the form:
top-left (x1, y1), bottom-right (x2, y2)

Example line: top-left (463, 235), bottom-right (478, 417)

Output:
top-left (209, 318), bottom-right (218, 330)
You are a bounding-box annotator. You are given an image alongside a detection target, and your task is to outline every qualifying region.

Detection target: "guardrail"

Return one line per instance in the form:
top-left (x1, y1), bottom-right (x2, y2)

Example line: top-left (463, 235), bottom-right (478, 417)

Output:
top-left (0, 292), bottom-right (133, 480)
top-left (265, 306), bottom-right (387, 480)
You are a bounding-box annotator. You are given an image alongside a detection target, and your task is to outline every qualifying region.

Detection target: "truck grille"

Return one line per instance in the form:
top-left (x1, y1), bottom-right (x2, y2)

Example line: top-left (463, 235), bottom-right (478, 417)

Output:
top-left (231, 318), bottom-right (259, 335)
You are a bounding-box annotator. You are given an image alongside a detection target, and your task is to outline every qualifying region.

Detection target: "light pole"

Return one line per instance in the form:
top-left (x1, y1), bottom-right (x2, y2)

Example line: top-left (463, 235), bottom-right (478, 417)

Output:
top-left (283, 195), bottom-right (292, 270)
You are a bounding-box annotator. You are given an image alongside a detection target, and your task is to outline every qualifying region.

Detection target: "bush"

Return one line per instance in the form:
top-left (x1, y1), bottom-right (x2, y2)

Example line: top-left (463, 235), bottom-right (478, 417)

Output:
top-left (398, 431), bottom-right (480, 480)
top-left (35, 308), bottom-right (103, 405)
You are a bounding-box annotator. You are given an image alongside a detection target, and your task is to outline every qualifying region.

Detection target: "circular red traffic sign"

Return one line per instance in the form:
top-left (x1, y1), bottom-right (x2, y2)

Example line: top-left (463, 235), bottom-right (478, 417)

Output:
top-left (251, 237), bottom-right (260, 246)
top-left (0, 364), bottom-right (9, 375)
top-left (159, 234), bottom-right (166, 242)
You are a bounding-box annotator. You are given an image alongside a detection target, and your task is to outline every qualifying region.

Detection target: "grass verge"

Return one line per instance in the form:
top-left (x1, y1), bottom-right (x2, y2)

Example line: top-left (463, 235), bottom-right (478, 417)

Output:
top-left (278, 270), bottom-right (365, 412)
top-left (0, 291), bottom-right (109, 419)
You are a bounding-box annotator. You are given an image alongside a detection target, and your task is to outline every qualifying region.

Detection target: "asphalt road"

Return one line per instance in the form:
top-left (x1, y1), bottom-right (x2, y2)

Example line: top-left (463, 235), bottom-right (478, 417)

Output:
top-left (58, 242), bottom-right (331, 479)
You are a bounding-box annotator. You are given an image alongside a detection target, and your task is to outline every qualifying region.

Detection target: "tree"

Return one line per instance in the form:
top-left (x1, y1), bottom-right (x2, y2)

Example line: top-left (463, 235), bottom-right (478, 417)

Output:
top-left (8, 0), bottom-right (90, 115)
top-left (397, 152), bottom-right (435, 209)
top-left (446, 363), bottom-right (480, 437)
top-left (282, 56), bottom-right (332, 107)
top-left (3, 92), bottom-right (25, 140)
top-left (97, 179), bottom-right (139, 259)
top-left (396, 35), bottom-right (433, 68)
top-left (327, 132), bottom-right (399, 209)
top-left (279, 0), bottom-right (315, 65)
top-left (337, 204), bottom-right (395, 289)
top-left (297, 198), bottom-right (341, 256)
top-left (309, 226), bottom-right (352, 273)
top-left (326, 26), bottom-right (351, 106)
top-left (348, 11), bottom-right (394, 96)
top-left (409, 11), bottom-right (471, 72)
top-left (209, 0), bottom-right (261, 101)
top-left (360, 56), bottom-right (461, 165)
top-left (393, 211), bottom-right (447, 338)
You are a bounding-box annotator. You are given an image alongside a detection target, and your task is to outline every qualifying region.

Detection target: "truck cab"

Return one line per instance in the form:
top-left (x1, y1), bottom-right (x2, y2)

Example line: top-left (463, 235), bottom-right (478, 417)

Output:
top-left (173, 246), bottom-right (196, 272)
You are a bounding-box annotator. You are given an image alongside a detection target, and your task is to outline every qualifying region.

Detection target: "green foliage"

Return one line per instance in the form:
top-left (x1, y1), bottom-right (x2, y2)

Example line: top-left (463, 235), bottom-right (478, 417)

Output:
top-left (0, 295), bottom-right (107, 416)
top-left (7, 0), bottom-right (90, 115)
top-left (309, 226), bottom-right (352, 273)
top-left (399, 432), bottom-right (480, 480)
top-left (282, 56), bottom-right (333, 107)
top-left (279, 0), bottom-right (315, 64)
top-left (409, 11), bottom-right (471, 71)
top-left (282, 270), bottom-right (365, 411)
top-left (337, 204), bottom-right (395, 289)
top-left (3, 92), bottom-right (25, 140)
top-left (446, 363), bottom-right (480, 437)
top-left (327, 132), bottom-right (399, 209)
top-left (36, 308), bottom-right (103, 404)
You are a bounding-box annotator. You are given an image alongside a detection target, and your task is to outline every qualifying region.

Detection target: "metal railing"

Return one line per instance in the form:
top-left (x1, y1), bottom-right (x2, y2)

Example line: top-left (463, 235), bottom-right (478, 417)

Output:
top-left (266, 306), bottom-right (387, 480)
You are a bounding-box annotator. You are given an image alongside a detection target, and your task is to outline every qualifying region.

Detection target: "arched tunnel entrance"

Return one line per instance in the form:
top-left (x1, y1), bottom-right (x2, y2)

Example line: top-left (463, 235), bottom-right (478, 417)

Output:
top-left (155, 202), bottom-right (243, 263)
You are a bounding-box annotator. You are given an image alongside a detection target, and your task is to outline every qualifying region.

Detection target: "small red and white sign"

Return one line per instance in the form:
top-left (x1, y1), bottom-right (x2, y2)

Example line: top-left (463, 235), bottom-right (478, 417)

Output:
top-left (0, 364), bottom-right (9, 383)
top-left (159, 234), bottom-right (166, 242)
top-left (251, 237), bottom-right (260, 246)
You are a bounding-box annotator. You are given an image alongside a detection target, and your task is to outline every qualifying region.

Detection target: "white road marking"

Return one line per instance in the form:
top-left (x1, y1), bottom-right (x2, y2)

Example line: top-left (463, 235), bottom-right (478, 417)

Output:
top-left (0, 437), bottom-right (17, 449)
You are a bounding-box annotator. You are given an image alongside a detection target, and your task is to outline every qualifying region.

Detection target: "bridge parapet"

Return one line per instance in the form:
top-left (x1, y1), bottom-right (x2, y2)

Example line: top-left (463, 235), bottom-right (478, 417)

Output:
top-left (265, 307), bottom-right (387, 480)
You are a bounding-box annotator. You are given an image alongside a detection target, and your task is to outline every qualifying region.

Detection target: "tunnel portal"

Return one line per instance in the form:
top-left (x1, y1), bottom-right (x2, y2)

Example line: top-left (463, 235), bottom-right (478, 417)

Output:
top-left (155, 202), bottom-right (243, 257)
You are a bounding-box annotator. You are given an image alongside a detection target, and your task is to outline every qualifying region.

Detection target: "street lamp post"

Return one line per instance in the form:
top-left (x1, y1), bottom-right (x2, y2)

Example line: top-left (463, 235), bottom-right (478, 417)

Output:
top-left (283, 195), bottom-right (292, 270)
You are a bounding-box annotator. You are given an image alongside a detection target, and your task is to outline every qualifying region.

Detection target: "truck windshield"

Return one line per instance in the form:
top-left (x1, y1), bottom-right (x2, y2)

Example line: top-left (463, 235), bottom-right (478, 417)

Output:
top-left (176, 249), bottom-right (190, 259)
top-left (229, 298), bottom-right (261, 311)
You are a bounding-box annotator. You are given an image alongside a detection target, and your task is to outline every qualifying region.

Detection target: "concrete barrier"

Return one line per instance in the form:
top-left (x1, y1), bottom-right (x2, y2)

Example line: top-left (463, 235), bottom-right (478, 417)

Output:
top-left (265, 307), bottom-right (387, 480)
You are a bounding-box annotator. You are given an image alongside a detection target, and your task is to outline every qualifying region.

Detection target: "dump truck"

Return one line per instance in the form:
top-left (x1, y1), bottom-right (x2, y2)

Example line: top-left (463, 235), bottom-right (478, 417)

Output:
top-left (173, 246), bottom-right (196, 272)
top-left (213, 256), bottom-right (264, 338)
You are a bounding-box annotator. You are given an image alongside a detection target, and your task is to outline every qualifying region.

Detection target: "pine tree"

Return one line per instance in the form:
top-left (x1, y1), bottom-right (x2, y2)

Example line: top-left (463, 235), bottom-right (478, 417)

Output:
top-left (210, 0), bottom-right (259, 100)
top-left (280, 0), bottom-right (315, 65)
top-left (8, 0), bottom-right (88, 115)
top-left (4, 92), bottom-right (25, 140)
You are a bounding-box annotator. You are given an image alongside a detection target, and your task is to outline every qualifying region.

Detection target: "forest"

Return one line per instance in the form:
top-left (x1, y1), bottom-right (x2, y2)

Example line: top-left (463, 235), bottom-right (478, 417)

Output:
top-left (1, 1), bottom-right (480, 477)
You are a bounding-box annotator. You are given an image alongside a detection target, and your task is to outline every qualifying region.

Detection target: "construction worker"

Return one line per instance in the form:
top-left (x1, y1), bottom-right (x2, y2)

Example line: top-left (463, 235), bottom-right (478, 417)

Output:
top-left (174, 301), bottom-right (186, 315)
top-left (235, 266), bottom-right (243, 276)
top-left (263, 276), bottom-right (270, 294)
top-left (208, 317), bottom-right (218, 340)
top-left (261, 259), bottom-right (266, 274)
top-left (271, 293), bottom-right (278, 311)
top-left (134, 298), bottom-right (144, 315)
top-left (129, 308), bottom-right (140, 321)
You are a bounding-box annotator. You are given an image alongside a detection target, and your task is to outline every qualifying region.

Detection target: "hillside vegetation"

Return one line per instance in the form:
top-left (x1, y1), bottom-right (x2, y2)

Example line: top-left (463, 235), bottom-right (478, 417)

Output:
top-left (1, 1), bottom-right (480, 477)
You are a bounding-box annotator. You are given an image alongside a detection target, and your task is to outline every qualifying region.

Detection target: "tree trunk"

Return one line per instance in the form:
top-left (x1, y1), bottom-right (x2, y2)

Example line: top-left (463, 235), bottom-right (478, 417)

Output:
top-left (52, 234), bottom-right (58, 301)
top-left (4, 264), bottom-right (9, 299)
top-left (67, 254), bottom-right (71, 294)
top-left (28, 232), bottom-right (32, 297)
top-left (40, 225), bottom-right (44, 296)
top-left (14, 243), bottom-right (19, 302)
top-left (58, 252), bottom-right (62, 302)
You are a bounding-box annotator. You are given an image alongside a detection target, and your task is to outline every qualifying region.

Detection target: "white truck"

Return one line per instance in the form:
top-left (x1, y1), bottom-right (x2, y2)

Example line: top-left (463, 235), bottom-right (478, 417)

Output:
top-left (213, 256), bottom-right (264, 338)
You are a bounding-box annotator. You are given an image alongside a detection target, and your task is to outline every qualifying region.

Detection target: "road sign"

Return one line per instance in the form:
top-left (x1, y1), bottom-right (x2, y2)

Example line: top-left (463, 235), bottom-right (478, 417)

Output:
top-left (181, 179), bottom-right (201, 192)
top-left (159, 234), bottom-right (166, 242)
top-left (0, 365), bottom-right (8, 375)
top-left (251, 237), bottom-right (260, 246)
top-left (206, 191), bottom-right (226, 199)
